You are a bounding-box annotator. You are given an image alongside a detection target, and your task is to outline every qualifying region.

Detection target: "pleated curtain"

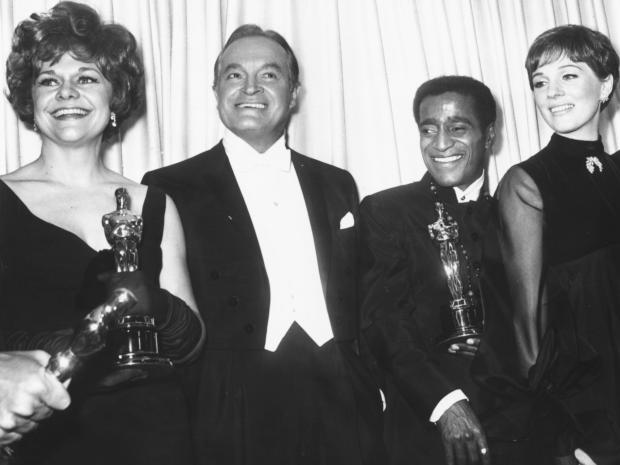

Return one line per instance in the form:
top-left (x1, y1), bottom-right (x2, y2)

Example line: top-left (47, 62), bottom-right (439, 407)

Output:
top-left (1, 0), bottom-right (619, 198)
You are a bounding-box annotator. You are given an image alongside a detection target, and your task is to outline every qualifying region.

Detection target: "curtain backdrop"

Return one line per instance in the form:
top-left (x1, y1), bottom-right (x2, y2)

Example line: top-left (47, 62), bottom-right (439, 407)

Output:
top-left (1, 0), bottom-right (620, 198)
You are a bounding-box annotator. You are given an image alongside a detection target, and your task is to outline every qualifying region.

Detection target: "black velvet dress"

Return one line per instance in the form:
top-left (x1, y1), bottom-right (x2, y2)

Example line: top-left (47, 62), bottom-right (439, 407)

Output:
top-left (516, 134), bottom-right (620, 462)
top-left (0, 181), bottom-right (193, 465)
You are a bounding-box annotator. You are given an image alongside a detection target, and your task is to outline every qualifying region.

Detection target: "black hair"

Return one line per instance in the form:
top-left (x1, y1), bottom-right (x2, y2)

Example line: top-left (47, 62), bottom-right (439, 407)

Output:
top-left (413, 75), bottom-right (496, 128)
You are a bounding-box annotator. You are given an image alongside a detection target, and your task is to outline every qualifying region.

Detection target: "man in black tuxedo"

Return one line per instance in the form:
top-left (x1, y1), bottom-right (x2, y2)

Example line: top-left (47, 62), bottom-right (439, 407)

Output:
top-left (142, 24), bottom-right (384, 465)
top-left (359, 76), bottom-right (532, 465)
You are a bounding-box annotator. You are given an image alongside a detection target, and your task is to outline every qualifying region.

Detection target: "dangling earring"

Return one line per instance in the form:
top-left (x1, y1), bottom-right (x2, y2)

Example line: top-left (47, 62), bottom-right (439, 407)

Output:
top-left (33, 122), bottom-right (38, 133)
top-left (110, 112), bottom-right (117, 128)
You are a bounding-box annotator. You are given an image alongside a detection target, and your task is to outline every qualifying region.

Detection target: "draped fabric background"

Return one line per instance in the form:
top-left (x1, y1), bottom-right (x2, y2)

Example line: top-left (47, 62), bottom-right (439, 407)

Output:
top-left (1, 0), bottom-right (620, 198)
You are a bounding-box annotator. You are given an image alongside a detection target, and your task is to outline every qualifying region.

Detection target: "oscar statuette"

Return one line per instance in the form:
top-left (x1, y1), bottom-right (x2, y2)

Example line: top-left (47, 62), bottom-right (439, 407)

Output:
top-left (428, 202), bottom-right (483, 347)
top-left (102, 187), bottom-right (172, 371)
top-left (0, 290), bottom-right (137, 463)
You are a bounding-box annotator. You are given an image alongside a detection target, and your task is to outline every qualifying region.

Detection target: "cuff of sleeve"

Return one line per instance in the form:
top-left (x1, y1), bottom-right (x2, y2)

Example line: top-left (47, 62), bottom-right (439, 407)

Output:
top-left (429, 389), bottom-right (468, 423)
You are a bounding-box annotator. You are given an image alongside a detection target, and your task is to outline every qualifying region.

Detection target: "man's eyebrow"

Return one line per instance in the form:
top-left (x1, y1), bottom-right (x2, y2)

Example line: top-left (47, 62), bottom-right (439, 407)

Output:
top-left (219, 62), bottom-right (285, 75)
top-left (446, 116), bottom-right (473, 125)
top-left (261, 62), bottom-right (284, 72)
top-left (419, 117), bottom-right (438, 126)
top-left (419, 116), bottom-right (473, 126)
top-left (221, 63), bottom-right (242, 75)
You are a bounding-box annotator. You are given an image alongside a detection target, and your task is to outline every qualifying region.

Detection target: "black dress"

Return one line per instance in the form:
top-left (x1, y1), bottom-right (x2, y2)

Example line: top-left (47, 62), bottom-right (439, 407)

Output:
top-left (516, 133), bottom-right (620, 462)
top-left (0, 181), bottom-right (193, 465)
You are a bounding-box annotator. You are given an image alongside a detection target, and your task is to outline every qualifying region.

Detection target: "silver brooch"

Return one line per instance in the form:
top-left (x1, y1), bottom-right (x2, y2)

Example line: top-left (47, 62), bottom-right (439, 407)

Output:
top-left (585, 156), bottom-right (603, 174)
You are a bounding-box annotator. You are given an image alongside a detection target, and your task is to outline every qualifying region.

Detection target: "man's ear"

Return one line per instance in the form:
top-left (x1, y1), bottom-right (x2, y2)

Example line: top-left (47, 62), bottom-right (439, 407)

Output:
top-left (289, 84), bottom-right (300, 110)
top-left (484, 125), bottom-right (495, 151)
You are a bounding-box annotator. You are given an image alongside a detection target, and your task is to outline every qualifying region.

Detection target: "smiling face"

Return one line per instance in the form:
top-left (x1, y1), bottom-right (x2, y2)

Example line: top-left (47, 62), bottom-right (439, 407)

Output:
top-left (213, 36), bottom-right (299, 153)
top-left (32, 53), bottom-right (113, 147)
top-left (531, 55), bottom-right (612, 140)
top-left (418, 92), bottom-right (493, 190)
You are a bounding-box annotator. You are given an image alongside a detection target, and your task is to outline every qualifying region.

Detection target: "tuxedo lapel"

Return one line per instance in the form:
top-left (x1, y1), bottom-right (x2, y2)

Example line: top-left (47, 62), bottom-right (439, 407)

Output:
top-left (200, 145), bottom-right (265, 265)
top-left (292, 153), bottom-right (332, 296)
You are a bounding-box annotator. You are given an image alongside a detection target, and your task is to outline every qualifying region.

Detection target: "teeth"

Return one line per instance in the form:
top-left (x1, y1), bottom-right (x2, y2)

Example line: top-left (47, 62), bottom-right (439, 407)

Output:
top-left (237, 103), bottom-right (266, 109)
top-left (433, 155), bottom-right (462, 163)
top-left (550, 104), bottom-right (573, 114)
top-left (53, 108), bottom-right (88, 117)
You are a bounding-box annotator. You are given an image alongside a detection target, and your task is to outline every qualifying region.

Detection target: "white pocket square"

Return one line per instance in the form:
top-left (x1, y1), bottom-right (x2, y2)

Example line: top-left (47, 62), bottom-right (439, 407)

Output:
top-left (339, 211), bottom-right (354, 229)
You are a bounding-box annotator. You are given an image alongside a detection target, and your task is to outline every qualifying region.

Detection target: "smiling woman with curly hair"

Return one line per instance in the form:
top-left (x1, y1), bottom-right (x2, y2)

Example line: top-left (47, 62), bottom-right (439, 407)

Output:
top-left (0, 2), bottom-right (203, 464)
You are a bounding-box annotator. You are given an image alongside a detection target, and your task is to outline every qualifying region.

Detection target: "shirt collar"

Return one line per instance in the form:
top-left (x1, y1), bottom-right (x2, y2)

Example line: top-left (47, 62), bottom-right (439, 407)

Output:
top-left (223, 131), bottom-right (291, 173)
top-left (453, 171), bottom-right (485, 203)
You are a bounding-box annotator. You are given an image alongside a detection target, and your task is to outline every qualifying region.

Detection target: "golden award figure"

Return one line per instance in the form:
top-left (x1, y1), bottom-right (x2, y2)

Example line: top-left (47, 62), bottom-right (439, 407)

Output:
top-left (0, 290), bottom-right (138, 462)
top-left (102, 188), bottom-right (172, 370)
top-left (428, 202), bottom-right (483, 346)
top-left (46, 290), bottom-right (138, 380)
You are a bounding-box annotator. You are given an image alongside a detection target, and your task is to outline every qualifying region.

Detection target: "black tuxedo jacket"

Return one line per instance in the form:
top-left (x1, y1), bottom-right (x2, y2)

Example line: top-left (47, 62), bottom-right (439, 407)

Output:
top-left (360, 173), bottom-right (511, 414)
top-left (142, 142), bottom-right (386, 465)
top-left (360, 173), bottom-right (535, 465)
top-left (142, 141), bottom-right (360, 349)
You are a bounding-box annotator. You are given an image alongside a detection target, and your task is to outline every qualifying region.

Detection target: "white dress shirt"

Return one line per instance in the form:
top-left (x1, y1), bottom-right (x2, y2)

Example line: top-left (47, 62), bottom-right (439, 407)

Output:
top-left (224, 132), bottom-right (334, 352)
top-left (429, 171), bottom-right (484, 423)
top-left (453, 171), bottom-right (485, 203)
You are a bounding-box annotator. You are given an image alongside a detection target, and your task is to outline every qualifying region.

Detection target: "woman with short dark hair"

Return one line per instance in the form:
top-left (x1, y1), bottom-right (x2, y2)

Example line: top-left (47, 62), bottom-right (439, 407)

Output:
top-left (498, 24), bottom-right (620, 463)
top-left (0, 2), bottom-right (203, 464)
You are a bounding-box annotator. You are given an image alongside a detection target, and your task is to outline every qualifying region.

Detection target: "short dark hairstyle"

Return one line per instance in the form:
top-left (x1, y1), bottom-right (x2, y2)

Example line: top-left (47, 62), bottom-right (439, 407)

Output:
top-left (212, 24), bottom-right (300, 89)
top-left (525, 24), bottom-right (619, 110)
top-left (5, 1), bottom-right (144, 139)
top-left (413, 75), bottom-right (496, 129)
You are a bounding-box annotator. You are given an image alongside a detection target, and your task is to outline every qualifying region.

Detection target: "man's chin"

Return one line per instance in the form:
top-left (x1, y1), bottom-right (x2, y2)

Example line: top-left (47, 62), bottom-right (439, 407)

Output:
top-left (429, 174), bottom-right (463, 189)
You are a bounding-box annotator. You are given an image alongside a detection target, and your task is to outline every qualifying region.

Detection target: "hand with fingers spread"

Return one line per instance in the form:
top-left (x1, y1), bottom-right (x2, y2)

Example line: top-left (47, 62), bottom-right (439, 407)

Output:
top-left (447, 337), bottom-right (480, 357)
top-left (0, 351), bottom-right (70, 445)
top-left (436, 399), bottom-right (490, 465)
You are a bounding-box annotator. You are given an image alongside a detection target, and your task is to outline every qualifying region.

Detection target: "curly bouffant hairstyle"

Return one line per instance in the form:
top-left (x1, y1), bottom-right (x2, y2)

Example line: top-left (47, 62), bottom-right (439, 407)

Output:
top-left (6, 1), bottom-right (144, 140)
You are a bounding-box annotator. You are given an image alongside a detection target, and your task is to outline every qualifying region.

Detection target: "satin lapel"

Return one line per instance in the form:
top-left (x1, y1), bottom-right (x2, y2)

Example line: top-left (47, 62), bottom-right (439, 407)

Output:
top-left (292, 153), bottom-right (332, 295)
top-left (201, 146), bottom-right (264, 262)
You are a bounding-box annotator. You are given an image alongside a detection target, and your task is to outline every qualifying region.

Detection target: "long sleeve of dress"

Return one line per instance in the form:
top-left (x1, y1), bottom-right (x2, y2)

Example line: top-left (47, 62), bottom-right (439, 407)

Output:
top-left (153, 289), bottom-right (204, 364)
top-left (3, 328), bottom-right (73, 354)
top-left (497, 166), bottom-right (546, 379)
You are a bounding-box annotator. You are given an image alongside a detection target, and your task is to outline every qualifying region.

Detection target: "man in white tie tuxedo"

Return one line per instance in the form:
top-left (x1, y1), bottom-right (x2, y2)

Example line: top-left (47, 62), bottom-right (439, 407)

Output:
top-left (142, 24), bottom-right (385, 465)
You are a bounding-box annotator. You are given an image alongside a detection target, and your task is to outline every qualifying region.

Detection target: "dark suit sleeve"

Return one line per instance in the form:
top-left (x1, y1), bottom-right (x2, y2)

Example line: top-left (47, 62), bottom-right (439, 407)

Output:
top-left (142, 169), bottom-right (170, 188)
top-left (359, 194), bottom-right (455, 419)
top-left (141, 171), bottom-right (154, 186)
top-left (141, 170), bottom-right (171, 202)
